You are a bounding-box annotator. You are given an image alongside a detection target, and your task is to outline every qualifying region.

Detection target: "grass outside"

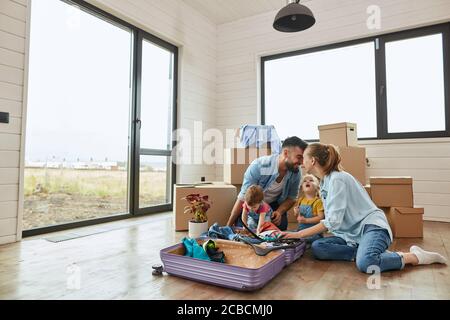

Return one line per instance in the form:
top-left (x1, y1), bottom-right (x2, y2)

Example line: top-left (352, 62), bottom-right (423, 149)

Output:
top-left (24, 168), bottom-right (167, 230)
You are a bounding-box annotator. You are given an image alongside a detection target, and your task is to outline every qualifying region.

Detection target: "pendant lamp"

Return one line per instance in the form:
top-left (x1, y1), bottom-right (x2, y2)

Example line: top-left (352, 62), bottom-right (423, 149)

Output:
top-left (273, 0), bottom-right (315, 32)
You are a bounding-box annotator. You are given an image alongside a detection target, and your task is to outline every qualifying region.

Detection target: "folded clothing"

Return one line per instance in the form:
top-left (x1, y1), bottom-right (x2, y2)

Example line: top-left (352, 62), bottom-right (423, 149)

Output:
top-left (206, 223), bottom-right (239, 241)
top-left (239, 124), bottom-right (281, 154)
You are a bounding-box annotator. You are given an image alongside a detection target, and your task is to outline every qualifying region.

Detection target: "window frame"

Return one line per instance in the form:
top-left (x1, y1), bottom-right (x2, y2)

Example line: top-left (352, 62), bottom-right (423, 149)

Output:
top-left (261, 23), bottom-right (450, 141)
top-left (23, 0), bottom-right (178, 236)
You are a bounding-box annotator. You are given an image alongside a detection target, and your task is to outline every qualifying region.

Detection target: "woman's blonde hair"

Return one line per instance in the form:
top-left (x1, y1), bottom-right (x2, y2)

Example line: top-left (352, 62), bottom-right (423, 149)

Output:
top-left (298, 174), bottom-right (320, 198)
top-left (306, 143), bottom-right (343, 176)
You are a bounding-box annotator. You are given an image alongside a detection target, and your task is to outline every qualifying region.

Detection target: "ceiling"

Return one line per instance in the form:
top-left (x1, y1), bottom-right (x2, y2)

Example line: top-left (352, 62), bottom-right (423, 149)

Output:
top-left (183, 0), bottom-right (311, 25)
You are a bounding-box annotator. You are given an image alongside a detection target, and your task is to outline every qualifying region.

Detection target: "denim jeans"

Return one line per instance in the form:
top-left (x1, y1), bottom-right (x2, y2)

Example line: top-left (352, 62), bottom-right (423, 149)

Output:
top-left (236, 201), bottom-right (288, 231)
top-left (311, 224), bottom-right (404, 273)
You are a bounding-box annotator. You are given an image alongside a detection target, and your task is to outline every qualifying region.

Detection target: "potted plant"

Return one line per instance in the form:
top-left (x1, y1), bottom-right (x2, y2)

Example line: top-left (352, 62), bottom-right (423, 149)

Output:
top-left (183, 193), bottom-right (211, 238)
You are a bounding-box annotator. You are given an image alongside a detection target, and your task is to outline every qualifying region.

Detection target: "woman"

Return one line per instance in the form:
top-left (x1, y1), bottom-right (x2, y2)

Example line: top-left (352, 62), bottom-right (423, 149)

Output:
top-left (282, 143), bottom-right (447, 273)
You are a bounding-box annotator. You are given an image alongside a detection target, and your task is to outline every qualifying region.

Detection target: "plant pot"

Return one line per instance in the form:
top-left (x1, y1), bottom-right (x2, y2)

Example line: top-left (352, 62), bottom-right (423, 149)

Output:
top-left (188, 220), bottom-right (209, 238)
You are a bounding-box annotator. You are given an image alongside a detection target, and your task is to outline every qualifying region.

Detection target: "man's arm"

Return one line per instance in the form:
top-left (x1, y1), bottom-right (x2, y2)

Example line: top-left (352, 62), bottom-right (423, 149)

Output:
top-left (272, 198), bottom-right (296, 225)
top-left (277, 198), bottom-right (296, 214)
top-left (226, 199), bottom-right (244, 226)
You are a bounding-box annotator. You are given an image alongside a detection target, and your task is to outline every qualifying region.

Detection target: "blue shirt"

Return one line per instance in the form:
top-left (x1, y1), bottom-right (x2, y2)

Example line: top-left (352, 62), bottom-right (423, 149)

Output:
top-left (320, 171), bottom-right (392, 246)
top-left (237, 154), bottom-right (301, 205)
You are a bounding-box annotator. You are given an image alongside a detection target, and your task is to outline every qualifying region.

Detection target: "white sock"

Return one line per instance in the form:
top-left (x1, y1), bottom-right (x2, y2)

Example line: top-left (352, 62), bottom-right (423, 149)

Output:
top-left (410, 245), bottom-right (447, 265)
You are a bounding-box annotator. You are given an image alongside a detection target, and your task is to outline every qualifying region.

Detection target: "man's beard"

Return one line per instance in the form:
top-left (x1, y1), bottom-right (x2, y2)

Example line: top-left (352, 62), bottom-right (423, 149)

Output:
top-left (285, 159), bottom-right (299, 173)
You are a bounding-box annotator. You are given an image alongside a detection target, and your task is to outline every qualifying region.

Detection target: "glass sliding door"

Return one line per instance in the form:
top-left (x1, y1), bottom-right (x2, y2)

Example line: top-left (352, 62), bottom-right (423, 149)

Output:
top-left (135, 33), bottom-right (177, 213)
top-left (24, 0), bottom-right (133, 230)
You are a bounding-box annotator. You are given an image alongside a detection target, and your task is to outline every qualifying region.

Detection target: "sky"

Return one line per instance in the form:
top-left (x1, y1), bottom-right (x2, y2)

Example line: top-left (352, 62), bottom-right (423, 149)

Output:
top-left (26, 0), bottom-right (173, 168)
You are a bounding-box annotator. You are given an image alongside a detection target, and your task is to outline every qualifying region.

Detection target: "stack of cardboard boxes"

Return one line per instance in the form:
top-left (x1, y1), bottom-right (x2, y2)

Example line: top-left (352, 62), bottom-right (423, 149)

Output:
top-left (318, 122), bottom-right (366, 185)
top-left (288, 122), bottom-right (367, 224)
top-left (173, 129), bottom-right (272, 231)
top-left (368, 177), bottom-right (424, 238)
top-left (223, 146), bottom-right (271, 196)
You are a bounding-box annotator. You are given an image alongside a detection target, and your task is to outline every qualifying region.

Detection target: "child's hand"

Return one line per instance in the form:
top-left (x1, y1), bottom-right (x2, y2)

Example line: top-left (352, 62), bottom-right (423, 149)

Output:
top-left (297, 215), bottom-right (307, 224)
top-left (293, 206), bottom-right (299, 216)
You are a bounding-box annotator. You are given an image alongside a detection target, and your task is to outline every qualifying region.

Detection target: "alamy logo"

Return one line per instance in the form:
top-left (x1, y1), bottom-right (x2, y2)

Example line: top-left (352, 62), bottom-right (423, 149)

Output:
top-left (366, 265), bottom-right (381, 289)
top-left (366, 5), bottom-right (381, 30)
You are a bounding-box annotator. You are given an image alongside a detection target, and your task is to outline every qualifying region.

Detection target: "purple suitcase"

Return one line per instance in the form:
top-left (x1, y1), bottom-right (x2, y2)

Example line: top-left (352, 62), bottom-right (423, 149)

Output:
top-left (160, 238), bottom-right (306, 291)
top-left (284, 240), bottom-right (307, 265)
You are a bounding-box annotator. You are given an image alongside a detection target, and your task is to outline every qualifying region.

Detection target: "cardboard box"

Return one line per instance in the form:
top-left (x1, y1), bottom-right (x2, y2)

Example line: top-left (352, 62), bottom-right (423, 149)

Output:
top-left (370, 177), bottom-right (413, 207)
top-left (382, 207), bottom-right (424, 238)
top-left (318, 122), bottom-right (358, 147)
top-left (337, 146), bottom-right (366, 185)
top-left (174, 183), bottom-right (237, 231)
top-left (234, 184), bottom-right (242, 197)
top-left (364, 185), bottom-right (371, 198)
top-left (223, 147), bottom-right (271, 184)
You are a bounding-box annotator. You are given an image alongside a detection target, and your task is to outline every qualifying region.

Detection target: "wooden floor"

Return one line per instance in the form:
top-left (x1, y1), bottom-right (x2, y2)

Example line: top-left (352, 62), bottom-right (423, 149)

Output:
top-left (0, 213), bottom-right (449, 300)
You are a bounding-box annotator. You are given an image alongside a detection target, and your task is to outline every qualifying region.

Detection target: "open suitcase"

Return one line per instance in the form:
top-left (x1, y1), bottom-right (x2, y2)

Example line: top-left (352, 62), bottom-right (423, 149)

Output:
top-left (160, 238), bottom-right (306, 291)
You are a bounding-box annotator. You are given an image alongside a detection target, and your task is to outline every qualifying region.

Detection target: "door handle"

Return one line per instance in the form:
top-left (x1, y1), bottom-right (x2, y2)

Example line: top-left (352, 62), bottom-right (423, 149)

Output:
top-left (135, 118), bottom-right (141, 129)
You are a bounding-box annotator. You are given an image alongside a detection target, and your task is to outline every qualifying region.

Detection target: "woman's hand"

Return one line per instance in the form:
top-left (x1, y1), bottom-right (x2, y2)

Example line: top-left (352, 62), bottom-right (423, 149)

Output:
top-left (293, 206), bottom-right (299, 216)
top-left (281, 231), bottom-right (302, 239)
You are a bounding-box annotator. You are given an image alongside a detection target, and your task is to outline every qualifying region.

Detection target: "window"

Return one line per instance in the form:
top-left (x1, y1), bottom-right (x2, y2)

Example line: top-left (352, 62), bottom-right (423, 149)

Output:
top-left (136, 35), bottom-right (177, 211)
top-left (262, 23), bottom-right (450, 140)
top-left (24, 0), bottom-right (177, 235)
top-left (264, 42), bottom-right (377, 140)
top-left (385, 34), bottom-right (446, 134)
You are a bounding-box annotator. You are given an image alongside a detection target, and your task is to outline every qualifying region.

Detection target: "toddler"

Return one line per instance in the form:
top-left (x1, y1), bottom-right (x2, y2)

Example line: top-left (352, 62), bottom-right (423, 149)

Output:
top-left (242, 185), bottom-right (272, 234)
top-left (294, 174), bottom-right (325, 243)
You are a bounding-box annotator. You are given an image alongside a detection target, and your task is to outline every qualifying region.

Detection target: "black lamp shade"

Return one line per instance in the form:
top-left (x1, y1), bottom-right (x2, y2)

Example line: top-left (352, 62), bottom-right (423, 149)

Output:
top-left (273, 2), bottom-right (315, 32)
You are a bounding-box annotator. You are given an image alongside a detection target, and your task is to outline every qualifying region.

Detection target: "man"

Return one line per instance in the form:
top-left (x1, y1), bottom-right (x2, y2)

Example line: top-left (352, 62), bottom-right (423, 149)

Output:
top-left (226, 136), bottom-right (308, 231)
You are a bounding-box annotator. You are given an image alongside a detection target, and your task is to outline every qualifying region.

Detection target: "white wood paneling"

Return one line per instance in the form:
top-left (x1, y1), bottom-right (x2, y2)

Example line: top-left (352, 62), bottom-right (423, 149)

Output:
top-left (0, 0), bottom-right (27, 245)
top-left (216, 0), bottom-right (450, 222)
top-left (0, 185), bottom-right (18, 202)
top-left (0, 47), bottom-right (24, 69)
top-left (0, 64), bottom-right (24, 85)
top-left (183, 0), bottom-right (294, 25)
top-left (0, 30), bottom-right (25, 52)
top-left (0, 218), bottom-right (16, 236)
top-left (0, 235), bottom-right (16, 245)
top-left (0, 12), bottom-right (26, 37)
top-left (0, 117), bottom-right (21, 134)
top-left (0, 98), bottom-right (22, 117)
top-left (0, 0), bottom-right (27, 21)
top-left (0, 201), bottom-right (18, 219)
top-left (0, 82), bottom-right (22, 101)
top-left (0, 168), bottom-right (19, 185)
top-left (0, 151), bottom-right (20, 168)
top-left (0, 133), bottom-right (21, 151)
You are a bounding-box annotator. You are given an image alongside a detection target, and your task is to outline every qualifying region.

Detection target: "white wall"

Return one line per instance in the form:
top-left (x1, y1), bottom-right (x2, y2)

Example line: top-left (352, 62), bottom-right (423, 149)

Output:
top-left (0, 0), bottom-right (217, 245)
top-left (215, 0), bottom-right (450, 222)
top-left (0, 0), bottom-right (28, 245)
